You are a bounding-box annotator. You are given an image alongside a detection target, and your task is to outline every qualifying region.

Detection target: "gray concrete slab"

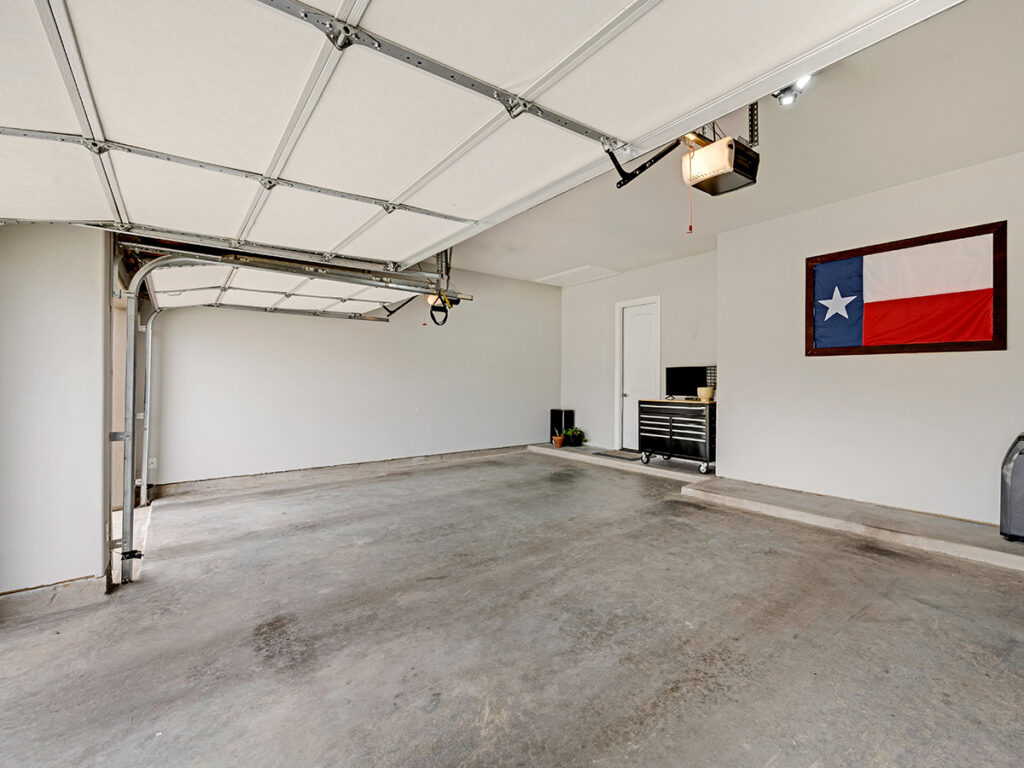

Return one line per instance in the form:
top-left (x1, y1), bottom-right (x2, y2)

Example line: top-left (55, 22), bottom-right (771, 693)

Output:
top-left (1, 452), bottom-right (1022, 767)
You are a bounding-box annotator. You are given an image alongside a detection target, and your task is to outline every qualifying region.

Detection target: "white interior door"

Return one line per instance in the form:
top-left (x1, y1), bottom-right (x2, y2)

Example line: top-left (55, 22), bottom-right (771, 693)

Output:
top-left (621, 302), bottom-right (659, 450)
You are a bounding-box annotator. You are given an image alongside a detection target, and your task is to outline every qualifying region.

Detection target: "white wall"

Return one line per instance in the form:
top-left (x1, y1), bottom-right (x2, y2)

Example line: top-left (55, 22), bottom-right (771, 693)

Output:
top-left (0, 225), bottom-right (108, 593)
top-left (716, 151), bottom-right (1024, 524)
top-left (561, 252), bottom-right (717, 449)
top-left (150, 268), bottom-right (560, 484)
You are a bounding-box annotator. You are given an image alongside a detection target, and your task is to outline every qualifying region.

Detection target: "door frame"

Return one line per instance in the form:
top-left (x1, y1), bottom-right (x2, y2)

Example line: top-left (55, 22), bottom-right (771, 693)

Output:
top-left (613, 295), bottom-right (661, 450)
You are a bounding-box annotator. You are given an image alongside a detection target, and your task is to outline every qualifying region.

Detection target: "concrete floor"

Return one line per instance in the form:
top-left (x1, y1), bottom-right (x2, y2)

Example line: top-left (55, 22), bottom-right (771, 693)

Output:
top-left (1, 453), bottom-right (1022, 767)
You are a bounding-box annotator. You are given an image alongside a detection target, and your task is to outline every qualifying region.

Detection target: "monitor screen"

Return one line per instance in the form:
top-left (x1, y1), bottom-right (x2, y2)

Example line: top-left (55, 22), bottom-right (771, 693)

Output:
top-left (666, 366), bottom-right (710, 397)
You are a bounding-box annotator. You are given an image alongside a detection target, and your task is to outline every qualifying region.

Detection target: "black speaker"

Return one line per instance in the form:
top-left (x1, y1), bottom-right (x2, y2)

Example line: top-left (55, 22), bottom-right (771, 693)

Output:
top-left (550, 409), bottom-right (575, 443)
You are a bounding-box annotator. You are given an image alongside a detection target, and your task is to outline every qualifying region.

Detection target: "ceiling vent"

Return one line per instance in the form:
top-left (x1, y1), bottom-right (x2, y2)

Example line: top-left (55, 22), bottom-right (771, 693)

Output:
top-left (537, 265), bottom-right (620, 287)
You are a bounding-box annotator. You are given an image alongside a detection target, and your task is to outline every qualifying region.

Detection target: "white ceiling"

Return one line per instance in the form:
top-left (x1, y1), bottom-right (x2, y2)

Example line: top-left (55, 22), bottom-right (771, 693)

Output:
top-left (1, 0), bottom-right (963, 300)
top-left (455, 0), bottom-right (1024, 282)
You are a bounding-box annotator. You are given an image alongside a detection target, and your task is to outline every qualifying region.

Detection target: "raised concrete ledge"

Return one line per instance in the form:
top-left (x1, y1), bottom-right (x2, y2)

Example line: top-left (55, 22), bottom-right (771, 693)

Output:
top-left (679, 481), bottom-right (1024, 574)
top-left (0, 576), bottom-right (107, 624)
top-left (527, 444), bottom-right (704, 482)
top-left (527, 445), bottom-right (1024, 573)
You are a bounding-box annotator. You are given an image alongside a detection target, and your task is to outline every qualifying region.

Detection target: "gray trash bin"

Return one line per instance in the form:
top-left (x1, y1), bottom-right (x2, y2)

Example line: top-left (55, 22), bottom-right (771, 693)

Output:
top-left (1001, 433), bottom-right (1024, 541)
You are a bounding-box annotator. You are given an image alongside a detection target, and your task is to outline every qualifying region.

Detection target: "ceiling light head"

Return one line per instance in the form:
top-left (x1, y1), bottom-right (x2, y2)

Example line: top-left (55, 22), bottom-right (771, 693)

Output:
top-left (794, 73), bottom-right (813, 90)
top-left (776, 87), bottom-right (798, 106)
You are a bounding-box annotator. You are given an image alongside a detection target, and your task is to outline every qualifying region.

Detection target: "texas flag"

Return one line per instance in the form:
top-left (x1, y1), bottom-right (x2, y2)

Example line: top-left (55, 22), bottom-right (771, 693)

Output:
top-left (812, 233), bottom-right (995, 349)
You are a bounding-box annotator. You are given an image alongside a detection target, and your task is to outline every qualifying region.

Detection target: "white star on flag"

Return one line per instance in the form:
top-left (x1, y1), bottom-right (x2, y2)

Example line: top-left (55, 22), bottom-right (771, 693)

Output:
top-left (818, 286), bottom-right (857, 321)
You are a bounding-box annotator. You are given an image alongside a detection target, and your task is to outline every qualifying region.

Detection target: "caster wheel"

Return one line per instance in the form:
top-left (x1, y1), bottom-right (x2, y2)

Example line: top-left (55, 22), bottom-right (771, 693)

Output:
top-left (661, 454), bottom-right (671, 461)
top-left (640, 452), bottom-right (651, 464)
top-left (698, 462), bottom-right (710, 474)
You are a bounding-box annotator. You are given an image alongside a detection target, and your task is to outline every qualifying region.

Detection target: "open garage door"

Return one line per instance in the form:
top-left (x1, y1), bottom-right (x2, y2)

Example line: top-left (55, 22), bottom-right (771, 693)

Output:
top-left (2, 0), bottom-right (961, 273)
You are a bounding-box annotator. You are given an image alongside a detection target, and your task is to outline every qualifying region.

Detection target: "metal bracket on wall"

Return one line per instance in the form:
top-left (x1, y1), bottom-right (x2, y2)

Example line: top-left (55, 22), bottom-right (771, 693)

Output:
top-left (747, 102), bottom-right (759, 148)
top-left (383, 296), bottom-right (416, 317)
top-left (606, 137), bottom-right (683, 189)
top-left (254, 0), bottom-right (625, 150)
top-left (109, 431), bottom-right (127, 442)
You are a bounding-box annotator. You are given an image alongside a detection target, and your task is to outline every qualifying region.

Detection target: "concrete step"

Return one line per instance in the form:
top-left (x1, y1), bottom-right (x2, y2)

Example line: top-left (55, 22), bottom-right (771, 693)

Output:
top-left (680, 477), bottom-right (1024, 573)
top-left (527, 443), bottom-right (707, 482)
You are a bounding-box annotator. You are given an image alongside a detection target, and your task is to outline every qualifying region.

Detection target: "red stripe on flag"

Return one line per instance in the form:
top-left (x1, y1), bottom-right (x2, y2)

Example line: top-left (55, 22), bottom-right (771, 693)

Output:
top-left (863, 288), bottom-right (993, 346)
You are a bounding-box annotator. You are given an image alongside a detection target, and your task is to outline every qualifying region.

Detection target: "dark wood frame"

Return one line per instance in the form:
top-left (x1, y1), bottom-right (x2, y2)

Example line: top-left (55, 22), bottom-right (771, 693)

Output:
top-left (805, 221), bottom-right (1007, 356)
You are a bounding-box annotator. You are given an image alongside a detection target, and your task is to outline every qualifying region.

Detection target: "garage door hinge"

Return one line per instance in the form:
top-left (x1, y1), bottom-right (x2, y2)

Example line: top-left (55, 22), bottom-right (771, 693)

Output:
top-left (500, 96), bottom-right (531, 119)
top-left (85, 139), bottom-right (108, 155)
top-left (109, 431), bottom-right (127, 441)
top-left (121, 550), bottom-right (144, 561)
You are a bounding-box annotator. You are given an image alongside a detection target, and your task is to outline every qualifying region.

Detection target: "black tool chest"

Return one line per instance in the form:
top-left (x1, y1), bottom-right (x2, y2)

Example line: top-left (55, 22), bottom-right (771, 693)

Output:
top-left (638, 399), bottom-right (716, 473)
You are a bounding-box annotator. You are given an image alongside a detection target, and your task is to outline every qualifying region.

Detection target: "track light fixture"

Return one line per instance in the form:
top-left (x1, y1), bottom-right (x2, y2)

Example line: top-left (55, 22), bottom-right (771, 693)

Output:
top-left (773, 73), bottom-right (813, 107)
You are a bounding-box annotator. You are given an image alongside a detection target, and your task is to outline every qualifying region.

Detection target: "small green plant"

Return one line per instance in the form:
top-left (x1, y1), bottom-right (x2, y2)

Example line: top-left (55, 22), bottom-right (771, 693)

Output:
top-left (562, 426), bottom-right (587, 446)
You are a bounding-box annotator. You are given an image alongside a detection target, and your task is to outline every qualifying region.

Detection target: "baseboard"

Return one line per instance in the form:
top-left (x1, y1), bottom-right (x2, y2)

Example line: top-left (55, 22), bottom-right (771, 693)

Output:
top-left (152, 445), bottom-right (530, 500)
top-left (0, 575), bottom-right (107, 623)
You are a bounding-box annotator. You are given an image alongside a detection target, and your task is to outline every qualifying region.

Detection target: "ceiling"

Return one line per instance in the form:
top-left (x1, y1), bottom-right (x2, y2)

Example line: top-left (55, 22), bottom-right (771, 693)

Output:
top-left (0, 0), bottom-right (963, 310)
top-left (456, 0), bottom-right (1024, 283)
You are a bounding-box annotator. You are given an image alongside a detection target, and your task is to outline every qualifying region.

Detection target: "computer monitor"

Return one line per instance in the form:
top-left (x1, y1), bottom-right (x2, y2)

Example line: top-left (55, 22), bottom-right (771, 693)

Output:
top-left (666, 366), bottom-right (711, 397)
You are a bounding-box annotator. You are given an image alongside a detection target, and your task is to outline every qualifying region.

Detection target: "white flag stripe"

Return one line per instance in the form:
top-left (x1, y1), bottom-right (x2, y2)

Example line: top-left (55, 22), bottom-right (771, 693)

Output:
top-left (863, 235), bottom-right (992, 303)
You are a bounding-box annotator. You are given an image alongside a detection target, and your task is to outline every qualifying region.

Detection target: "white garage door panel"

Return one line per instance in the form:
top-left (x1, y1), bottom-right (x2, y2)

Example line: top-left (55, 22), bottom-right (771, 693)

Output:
top-left (149, 264), bottom-right (233, 293)
top-left (154, 288), bottom-right (222, 308)
top-left (358, 0), bottom-right (633, 93)
top-left (228, 269), bottom-right (305, 293)
top-left (344, 211), bottom-right (467, 262)
top-left (304, 1), bottom-right (344, 14)
top-left (247, 185), bottom-right (379, 253)
top-left (351, 286), bottom-right (414, 303)
top-left (221, 288), bottom-right (279, 308)
top-left (0, 136), bottom-right (110, 221)
top-left (329, 299), bottom-right (383, 314)
top-left (295, 278), bottom-right (366, 300)
top-left (542, 0), bottom-right (914, 141)
top-left (283, 46), bottom-right (501, 201)
top-left (66, 0), bottom-right (323, 171)
top-left (0, 3), bottom-right (80, 133)
top-left (275, 294), bottom-right (338, 311)
top-left (112, 153), bottom-right (258, 238)
top-left (405, 115), bottom-right (603, 220)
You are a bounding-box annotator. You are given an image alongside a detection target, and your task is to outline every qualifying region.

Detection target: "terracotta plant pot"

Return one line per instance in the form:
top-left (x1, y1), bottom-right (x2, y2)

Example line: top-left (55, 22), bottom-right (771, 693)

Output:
top-left (552, 435), bottom-right (565, 448)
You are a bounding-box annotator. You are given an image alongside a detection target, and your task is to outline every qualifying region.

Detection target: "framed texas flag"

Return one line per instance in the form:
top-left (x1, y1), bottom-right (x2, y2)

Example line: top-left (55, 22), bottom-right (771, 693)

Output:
top-left (806, 221), bottom-right (1007, 356)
